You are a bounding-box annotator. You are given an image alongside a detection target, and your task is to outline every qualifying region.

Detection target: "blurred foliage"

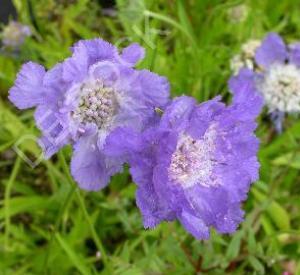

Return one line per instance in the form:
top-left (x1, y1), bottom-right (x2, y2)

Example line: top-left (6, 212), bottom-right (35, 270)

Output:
top-left (1, 0), bottom-right (300, 274)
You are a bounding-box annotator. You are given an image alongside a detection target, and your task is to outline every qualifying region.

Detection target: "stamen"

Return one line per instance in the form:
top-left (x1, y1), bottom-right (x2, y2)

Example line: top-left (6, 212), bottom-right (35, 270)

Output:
top-left (168, 125), bottom-right (219, 189)
top-left (72, 79), bottom-right (118, 128)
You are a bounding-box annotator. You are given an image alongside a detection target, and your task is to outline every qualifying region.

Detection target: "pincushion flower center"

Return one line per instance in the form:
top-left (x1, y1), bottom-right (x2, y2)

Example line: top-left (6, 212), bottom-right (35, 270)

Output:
top-left (72, 79), bottom-right (118, 128)
top-left (168, 125), bottom-right (218, 189)
top-left (259, 63), bottom-right (300, 112)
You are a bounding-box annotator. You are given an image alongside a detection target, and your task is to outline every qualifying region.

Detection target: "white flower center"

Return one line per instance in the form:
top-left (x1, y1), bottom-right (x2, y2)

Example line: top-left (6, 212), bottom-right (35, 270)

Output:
top-left (72, 79), bottom-right (118, 128)
top-left (168, 125), bottom-right (219, 189)
top-left (258, 63), bottom-right (300, 113)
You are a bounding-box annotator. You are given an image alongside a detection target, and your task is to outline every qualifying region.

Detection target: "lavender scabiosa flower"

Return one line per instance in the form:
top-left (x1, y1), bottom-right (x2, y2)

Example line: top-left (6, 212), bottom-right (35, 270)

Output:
top-left (1, 21), bottom-right (31, 49)
top-left (231, 33), bottom-right (300, 132)
top-left (104, 81), bottom-right (263, 239)
top-left (9, 38), bottom-right (170, 190)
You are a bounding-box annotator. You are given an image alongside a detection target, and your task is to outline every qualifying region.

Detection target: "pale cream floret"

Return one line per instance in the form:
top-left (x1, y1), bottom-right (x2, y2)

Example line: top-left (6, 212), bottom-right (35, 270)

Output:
top-left (230, 40), bottom-right (261, 74)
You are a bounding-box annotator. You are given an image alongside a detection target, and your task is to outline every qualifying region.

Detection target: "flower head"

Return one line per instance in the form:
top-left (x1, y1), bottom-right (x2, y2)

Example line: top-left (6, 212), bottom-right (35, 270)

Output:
top-left (231, 33), bottom-right (300, 132)
top-left (1, 21), bottom-right (31, 49)
top-left (105, 80), bottom-right (262, 239)
top-left (227, 4), bottom-right (249, 24)
top-left (9, 38), bottom-right (170, 190)
top-left (230, 39), bottom-right (261, 74)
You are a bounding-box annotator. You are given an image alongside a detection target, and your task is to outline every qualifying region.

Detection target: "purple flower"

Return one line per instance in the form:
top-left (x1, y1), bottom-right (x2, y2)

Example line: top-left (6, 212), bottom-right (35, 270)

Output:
top-left (231, 33), bottom-right (300, 132)
top-left (104, 79), bottom-right (263, 239)
top-left (9, 39), bottom-right (170, 190)
top-left (2, 21), bottom-right (31, 49)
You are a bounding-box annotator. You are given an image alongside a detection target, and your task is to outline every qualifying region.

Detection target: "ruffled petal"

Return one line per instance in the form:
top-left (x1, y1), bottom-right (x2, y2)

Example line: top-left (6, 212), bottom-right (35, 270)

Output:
top-left (228, 68), bottom-right (263, 119)
top-left (71, 133), bottom-right (122, 191)
top-left (34, 105), bottom-right (70, 158)
top-left (88, 60), bottom-right (121, 86)
top-left (8, 62), bottom-right (45, 109)
top-left (43, 63), bottom-right (63, 90)
top-left (63, 45), bottom-right (89, 83)
top-left (71, 38), bottom-right (117, 66)
top-left (103, 127), bottom-right (143, 159)
top-left (255, 33), bottom-right (287, 68)
top-left (38, 136), bottom-right (64, 159)
top-left (228, 68), bottom-right (256, 97)
top-left (178, 210), bottom-right (210, 240)
top-left (187, 96), bottom-right (224, 138)
top-left (160, 96), bottom-right (196, 130)
top-left (135, 70), bottom-right (170, 107)
top-left (289, 42), bottom-right (300, 67)
top-left (71, 134), bottom-right (108, 191)
top-left (215, 205), bottom-right (244, 234)
top-left (133, 163), bottom-right (175, 228)
top-left (43, 63), bottom-right (67, 104)
top-left (120, 43), bottom-right (145, 66)
top-left (136, 183), bottom-right (171, 228)
top-left (270, 110), bottom-right (285, 133)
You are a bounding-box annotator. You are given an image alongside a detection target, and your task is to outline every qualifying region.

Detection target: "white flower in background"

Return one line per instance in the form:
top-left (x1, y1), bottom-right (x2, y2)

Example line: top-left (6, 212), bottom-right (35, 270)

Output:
top-left (230, 40), bottom-right (261, 74)
top-left (230, 33), bottom-right (300, 132)
top-left (227, 4), bottom-right (249, 24)
top-left (257, 63), bottom-right (300, 113)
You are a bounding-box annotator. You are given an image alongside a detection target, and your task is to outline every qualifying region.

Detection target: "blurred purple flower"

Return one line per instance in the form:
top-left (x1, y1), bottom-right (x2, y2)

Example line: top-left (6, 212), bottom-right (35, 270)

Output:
top-left (9, 38), bottom-right (170, 190)
top-left (104, 78), bottom-right (263, 239)
top-left (232, 33), bottom-right (300, 132)
top-left (2, 21), bottom-right (31, 49)
top-left (102, 8), bottom-right (117, 17)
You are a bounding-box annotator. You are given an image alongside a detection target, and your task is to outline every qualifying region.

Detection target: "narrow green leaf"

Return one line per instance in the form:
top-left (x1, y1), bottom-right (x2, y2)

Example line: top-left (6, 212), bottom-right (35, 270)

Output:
top-left (247, 228), bottom-right (257, 254)
top-left (226, 230), bottom-right (243, 260)
top-left (248, 255), bottom-right (265, 274)
top-left (251, 187), bottom-right (290, 231)
top-left (0, 196), bottom-right (51, 219)
top-left (55, 233), bottom-right (90, 275)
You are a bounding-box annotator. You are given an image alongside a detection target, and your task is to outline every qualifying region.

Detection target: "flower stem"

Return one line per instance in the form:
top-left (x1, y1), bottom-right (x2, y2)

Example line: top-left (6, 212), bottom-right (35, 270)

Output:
top-left (58, 151), bottom-right (111, 272)
top-left (4, 155), bottom-right (21, 250)
top-left (43, 180), bottom-right (76, 272)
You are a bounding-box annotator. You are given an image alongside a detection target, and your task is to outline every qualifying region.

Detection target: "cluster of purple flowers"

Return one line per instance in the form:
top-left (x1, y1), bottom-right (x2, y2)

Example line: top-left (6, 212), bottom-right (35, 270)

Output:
top-left (9, 38), bottom-right (262, 239)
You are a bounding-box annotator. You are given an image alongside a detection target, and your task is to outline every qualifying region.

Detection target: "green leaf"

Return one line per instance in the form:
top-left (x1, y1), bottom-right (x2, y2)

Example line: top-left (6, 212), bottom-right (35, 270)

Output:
top-left (248, 255), bottom-right (265, 274)
top-left (226, 230), bottom-right (243, 260)
top-left (273, 152), bottom-right (300, 169)
top-left (251, 187), bottom-right (290, 231)
top-left (177, 0), bottom-right (196, 43)
top-left (247, 228), bottom-right (257, 254)
top-left (55, 233), bottom-right (91, 275)
top-left (0, 196), bottom-right (52, 219)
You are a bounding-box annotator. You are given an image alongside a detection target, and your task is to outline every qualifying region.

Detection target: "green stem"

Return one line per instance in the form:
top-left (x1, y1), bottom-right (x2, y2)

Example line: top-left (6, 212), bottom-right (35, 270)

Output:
top-left (58, 151), bottom-right (110, 271)
top-left (4, 156), bottom-right (21, 250)
top-left (43, 182), bottom-right (76, 273)
top-left (144, 10), bottom-right (197, 47)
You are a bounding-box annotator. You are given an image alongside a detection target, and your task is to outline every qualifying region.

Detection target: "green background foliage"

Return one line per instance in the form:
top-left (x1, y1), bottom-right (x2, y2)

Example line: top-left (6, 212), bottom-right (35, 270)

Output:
top-left (0, 0), bottom-right (300, 274)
